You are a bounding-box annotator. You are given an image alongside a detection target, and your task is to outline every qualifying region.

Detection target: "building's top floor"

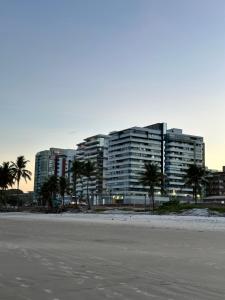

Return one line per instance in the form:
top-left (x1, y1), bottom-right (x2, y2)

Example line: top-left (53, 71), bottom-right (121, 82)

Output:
top-left (109, 123), bottom-right (166, 138)
top-left (167, 128), bottom-right (183, 134)
top-left (36, 148), bottom-right (76, 158)
top-left (166, 128), bottom-right (203, 139)
top-left (108, 123), bottom-right (203, 143)
top-left (77, 134), bottom-right (109, 149)
top-left (165, 134), bottom-right (204, 146)
top-left (73, 123), bottom-right (204, 153)
top-left (144, 122), bottom-right (167, 133)
top-left (84, 134), bottom-right (109, 142)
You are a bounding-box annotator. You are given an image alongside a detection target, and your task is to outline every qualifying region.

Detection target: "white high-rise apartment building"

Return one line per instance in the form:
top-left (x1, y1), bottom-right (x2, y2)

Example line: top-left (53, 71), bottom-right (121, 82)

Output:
top-left (106, 123), bottom-right (166, 203)
top-left (165, 128), bottom-right (205, 197)
top-left (106, 123), bottom-right (205, 203)
top-left (76, 135), bottom-right (109, 203)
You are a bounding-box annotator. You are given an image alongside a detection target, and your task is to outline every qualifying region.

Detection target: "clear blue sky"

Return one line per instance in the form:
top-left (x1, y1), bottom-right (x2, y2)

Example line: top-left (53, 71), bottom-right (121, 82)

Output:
top-left (1, 0), bottom-right (225, 191)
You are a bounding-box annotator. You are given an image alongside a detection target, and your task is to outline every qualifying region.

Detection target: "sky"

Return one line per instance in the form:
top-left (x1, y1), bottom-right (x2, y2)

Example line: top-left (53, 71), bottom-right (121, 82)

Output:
top-left (0, 0), bottom-right (225, 192)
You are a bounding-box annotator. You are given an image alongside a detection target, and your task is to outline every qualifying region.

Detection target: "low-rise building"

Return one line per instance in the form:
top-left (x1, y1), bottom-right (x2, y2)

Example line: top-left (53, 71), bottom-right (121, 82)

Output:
top-left (206, 167), bottom-right (225, 196)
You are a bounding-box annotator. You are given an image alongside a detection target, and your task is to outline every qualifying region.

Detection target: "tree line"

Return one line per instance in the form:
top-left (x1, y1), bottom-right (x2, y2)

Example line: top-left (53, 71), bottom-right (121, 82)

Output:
top-left (0, 155), bottom-right (207, 210)
top-left (39, 160), bottom-right (207, 210)
top-left (0, 156), bottom-right (32, 206)
top-left (140, 163), bottom-right (207, 210)
top-left (39, 160), bottom-right (95, 209)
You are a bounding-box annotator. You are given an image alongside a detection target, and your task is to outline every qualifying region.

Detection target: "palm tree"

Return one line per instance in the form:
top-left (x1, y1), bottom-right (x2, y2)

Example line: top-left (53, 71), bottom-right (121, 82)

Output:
top-left (59, 176), bottom-right (69, 208)
top-left (40, 181), bottom-right (52, 207)
top-left (11, 156), bottom-right (32, 207)
top-left (0, 162), bottom-right (14, 206)
top-left (47, 175), bottom-right (59, 208)
top-left (69, 160), bottom-right (84, 206)
top-left (184, 164), bottom-right (207, 204)
top-left (139, 162), bottom-right (163, 211)
top-left (83, 160), bottom-right (96, 210)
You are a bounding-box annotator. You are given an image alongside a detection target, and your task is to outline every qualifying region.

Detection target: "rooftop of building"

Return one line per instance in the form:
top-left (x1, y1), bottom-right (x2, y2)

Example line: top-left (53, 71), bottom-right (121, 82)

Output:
top-left (36, 148), bottom-right (76, 156)
top-left (77, 134), bottom-right (109, 147)
top-left (109, 123), bottom-right (166, 136)
top-left (84, 134), bottom-right (109, 141)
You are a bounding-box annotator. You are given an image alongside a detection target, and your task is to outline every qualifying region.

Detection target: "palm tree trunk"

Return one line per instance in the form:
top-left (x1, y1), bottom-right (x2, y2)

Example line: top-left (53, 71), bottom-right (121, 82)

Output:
top-left (81, 177), bottom-right (83, 201)
top-left (73, 175), bottom-right (77, 207)
top-left (2, 188), bottom-right (7, 207)
top-left (53, 191), bottom-right (57, 208)
top-left (193, 185), bottom-right (197, 204)
top-left (62, 194), bottom-right (65, 208)
top-left (17, 180), bottom-right (19, 208)
top-left (151, 186), bottom-right (155, 212)
top-left (0, 189), bottom-right (2, 206)
top-left (86, 179), bottom-right (91, 210)
top-left (0, 189), bottom-right (4, 206)
top-left (49, 193), bottom-right (53, 209)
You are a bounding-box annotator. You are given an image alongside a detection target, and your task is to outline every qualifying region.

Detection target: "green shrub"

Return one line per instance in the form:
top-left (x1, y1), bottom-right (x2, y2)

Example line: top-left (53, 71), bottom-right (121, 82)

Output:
top-left (161, 200), bottom-right (180, 207)
top-left (208, 207), bottom-right (225, 214)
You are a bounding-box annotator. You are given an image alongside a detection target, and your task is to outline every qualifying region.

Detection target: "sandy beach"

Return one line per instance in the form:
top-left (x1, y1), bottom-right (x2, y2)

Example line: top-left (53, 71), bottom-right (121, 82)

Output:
top-left (1, 212), bottom-right (225, 299)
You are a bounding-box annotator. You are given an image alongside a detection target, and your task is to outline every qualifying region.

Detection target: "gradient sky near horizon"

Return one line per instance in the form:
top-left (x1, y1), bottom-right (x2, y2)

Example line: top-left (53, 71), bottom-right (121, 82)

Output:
top-left (1, 0), bottom-right (225, 192)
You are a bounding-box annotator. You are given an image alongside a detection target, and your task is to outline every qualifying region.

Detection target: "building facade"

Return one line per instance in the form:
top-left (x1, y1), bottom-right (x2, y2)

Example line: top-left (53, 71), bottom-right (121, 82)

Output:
top-left (34, 124), bottom-right (205, 204)
top-left (106, 123), bottom-right (205, 203)
top-left (165, 128), bottom-right (205, 197)
top-left (34, 148), bottom-right (76, 199)
top-left (106, 123), bottom-right (166, 204)
top-left (76, 135), bottom-right (109, 203)
top-left (206, 167), bottom-right (225, 196)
